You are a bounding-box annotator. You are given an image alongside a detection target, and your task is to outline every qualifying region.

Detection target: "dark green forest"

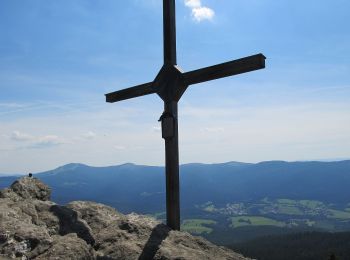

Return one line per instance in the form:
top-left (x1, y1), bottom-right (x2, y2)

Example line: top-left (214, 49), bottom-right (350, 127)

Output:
top-left (229, 231), bottom-right (350, 260)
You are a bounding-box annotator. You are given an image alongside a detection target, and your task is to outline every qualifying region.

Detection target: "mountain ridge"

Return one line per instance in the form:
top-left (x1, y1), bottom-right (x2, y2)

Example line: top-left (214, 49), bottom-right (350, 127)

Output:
top-left (1, 160), bottom-right (349, 210)
top-left (2, 160), bottom-right (349, 177)
top-left (1, 160), bottom-right (349, 246)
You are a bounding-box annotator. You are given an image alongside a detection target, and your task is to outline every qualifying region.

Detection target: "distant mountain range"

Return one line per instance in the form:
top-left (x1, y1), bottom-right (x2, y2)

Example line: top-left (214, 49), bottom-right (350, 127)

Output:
top-left (1, 160), bottom-right (350, 214)
top-left (1, 160), bottom-right (350, 245)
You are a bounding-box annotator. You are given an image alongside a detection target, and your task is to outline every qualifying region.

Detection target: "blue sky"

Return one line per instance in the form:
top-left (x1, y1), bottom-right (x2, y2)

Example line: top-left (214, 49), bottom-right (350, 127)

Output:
top-left (0, 0), bottom-right (349, 173)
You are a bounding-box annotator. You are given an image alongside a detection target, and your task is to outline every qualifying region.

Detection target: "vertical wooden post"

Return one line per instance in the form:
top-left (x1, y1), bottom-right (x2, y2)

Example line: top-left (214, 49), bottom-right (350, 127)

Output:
top-left (163, 0), bottom-right (179, 230)
top-left (163, 0), bottom-right (177, 65)
top-left (162, 101), bottom-right (180, 230)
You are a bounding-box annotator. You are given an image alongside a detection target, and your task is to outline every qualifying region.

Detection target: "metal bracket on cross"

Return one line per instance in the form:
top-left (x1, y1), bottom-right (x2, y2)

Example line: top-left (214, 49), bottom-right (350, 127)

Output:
top-left (159, 112), bottom-right (176, 139)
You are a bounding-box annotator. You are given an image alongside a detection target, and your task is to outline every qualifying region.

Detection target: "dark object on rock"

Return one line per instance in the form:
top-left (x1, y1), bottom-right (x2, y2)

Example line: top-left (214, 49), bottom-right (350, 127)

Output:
top-left (28, 173), bottom-right (33, 178)
top-left (0, 177), bottom-right (249, 259)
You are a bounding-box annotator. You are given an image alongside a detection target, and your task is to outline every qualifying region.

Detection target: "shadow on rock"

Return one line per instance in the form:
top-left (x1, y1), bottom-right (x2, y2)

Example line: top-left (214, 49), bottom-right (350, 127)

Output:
top-left (138, 224), bottom-right (170, 260)
top-left (50, 205), bottom-right (95, 246)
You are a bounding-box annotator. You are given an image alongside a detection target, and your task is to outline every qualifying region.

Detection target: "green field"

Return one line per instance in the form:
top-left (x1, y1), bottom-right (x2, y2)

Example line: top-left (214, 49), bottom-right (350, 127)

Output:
top-left (327, 209), bottom-right (350, 219)
top-left (230, 216), bottom-right (285, 228)
top-left (257, 199), bottom-right (324, 216)
top-left (197, 201), bottom-right (217, 212)
top-left (150, 211), bottom-right (166, 220)
top-left (194, 198), bottom-right (350, 234)
top-left (277, 199), bottom-right (297, 205)
top-left (299, 200), bottom-right (324, 209)
top-left (203, 204), bottom-right (216, 212)
top-left (305, 220), bottom-right (316, 227)
top-left (314, 220), bottom-right (336, 230)
top-left (277, 205), bottom-right (304, 215)
top-left (181, 219), bottom-right (217, 234)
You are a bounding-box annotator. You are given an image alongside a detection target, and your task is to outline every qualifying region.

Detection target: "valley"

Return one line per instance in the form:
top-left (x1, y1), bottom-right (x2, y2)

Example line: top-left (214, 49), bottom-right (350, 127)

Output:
top-left (1, 160), bottom-right (350, 245)
top-left (152, 198), bottom-right (350, 244)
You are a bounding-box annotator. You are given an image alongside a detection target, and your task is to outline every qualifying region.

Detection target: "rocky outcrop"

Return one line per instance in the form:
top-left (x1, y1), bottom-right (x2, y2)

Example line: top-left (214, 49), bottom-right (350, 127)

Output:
top-left (0, 177), bottom-right (250, 260)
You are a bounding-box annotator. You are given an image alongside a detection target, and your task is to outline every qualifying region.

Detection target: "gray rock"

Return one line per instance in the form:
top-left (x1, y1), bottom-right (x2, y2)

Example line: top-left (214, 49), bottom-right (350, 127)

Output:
top-left (0, 177), bottom-right (250, 260)
top-left (34, 234), bottom-right (95, 260)
top-left (0, 177), bottom-right (51, 201)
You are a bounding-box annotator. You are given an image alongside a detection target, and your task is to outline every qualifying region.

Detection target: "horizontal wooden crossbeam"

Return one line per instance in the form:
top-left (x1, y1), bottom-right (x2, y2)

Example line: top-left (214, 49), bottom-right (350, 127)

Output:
top-left (105, 54), bottom-right (266, 103)
top-left (183, 53), bottom-right (266, 86)
top-left (105, 82), bottom-right (155, 103)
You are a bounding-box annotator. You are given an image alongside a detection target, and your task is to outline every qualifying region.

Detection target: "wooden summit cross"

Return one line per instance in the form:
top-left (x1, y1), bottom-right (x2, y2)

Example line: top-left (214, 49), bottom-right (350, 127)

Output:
top-left (105, 0), bottom-right (266, 230)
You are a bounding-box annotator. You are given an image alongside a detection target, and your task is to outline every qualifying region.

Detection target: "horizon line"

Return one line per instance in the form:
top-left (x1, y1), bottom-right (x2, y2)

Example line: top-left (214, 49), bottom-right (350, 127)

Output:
top-left (1, 158), bottom-right (349, 177)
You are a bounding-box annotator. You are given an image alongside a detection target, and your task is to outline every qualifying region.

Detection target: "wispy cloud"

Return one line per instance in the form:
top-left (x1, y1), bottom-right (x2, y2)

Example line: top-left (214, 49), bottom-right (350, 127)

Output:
top-left (9, 131), bottom-right (66, 149)
top-left (11, 131), bottom-right (33, 141)
top-left (114, 145), bottom-right (126, 150)
top-left (28, 135), bottom-right (65, 149)
top-left (201, 127), bottom-right (224, 133)
top-left (152, 126), bottom-right (161, 132)
top-left (184, 0), bottom-right (215, 22)
top-left (0, 102), bottom-right (27, 109)
top-left (1, 98), bottom-right (349, 173)
top-left (82, 131), bottom-right (97, 140)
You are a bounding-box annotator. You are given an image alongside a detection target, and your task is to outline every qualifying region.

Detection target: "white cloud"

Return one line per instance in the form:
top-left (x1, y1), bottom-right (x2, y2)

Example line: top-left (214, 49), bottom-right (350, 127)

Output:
top-left (192, 6), bottom-right (215, 22)
top-left (30, 135), bottom-right (64, 149)
top-left (38, 135), bottom-right (62, 144)
top-left (201, 127), bottom-right (224, 133)
top-left (152, 126), bottom-right (161, 132)
top-left (82, 131), bottom-right (97, 139)
top-left (1, 94), bottom-right (349, 173)
top-left (184, 0), bottom-right (201, 8)
top-left (8, 131), bottom-right (66, 149)
top-left (184, 0), bottom-right (215, 22)
top-left (114, 145), bottom-right (126, 150)
top-left (0, 102), bottom-right (26, 109)
top-left (11, 131), bottom-right (33, 141)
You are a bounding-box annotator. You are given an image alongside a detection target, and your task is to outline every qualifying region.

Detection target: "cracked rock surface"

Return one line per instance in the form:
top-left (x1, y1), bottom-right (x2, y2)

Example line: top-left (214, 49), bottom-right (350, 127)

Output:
top-left (0, 177), bottom-right (250, 260)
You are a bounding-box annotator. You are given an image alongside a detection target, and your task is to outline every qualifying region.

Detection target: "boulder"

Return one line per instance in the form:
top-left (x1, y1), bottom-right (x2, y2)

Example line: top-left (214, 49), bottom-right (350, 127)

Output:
top-left (0, 176), bottom-right (51, 201)
top-left (0, 177), bottom-right (250, 260)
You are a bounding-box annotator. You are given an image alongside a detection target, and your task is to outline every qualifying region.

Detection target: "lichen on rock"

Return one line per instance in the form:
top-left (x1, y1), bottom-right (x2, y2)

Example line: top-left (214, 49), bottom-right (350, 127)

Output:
top-left (0, 177), bottom-right (250, 260)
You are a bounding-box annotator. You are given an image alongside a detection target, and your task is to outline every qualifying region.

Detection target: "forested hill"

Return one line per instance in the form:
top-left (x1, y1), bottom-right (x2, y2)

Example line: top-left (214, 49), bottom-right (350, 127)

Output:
top-left (0, 160), bottom-right (349, 213)
top-left (229, 231), bottom-right (350, 260)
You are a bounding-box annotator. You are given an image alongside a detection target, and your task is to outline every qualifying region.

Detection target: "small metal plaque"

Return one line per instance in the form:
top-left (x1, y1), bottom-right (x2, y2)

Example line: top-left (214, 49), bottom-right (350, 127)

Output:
top-left (162, 117), bottom-right (174, 139)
